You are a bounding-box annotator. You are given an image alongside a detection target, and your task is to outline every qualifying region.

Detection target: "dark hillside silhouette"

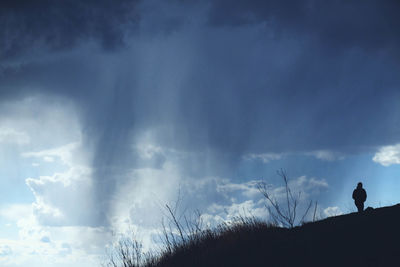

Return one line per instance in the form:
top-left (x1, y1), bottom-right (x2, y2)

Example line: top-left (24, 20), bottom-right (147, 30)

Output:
top-left (146, 204), bottom-right (400, 267)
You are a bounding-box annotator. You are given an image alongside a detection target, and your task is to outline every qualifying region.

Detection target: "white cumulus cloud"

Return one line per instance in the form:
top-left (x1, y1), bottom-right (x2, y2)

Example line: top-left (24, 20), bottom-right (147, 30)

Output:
top-left (243, 153), bottom-right (284, 163)
top-left (24, 143), bottom-right (95, 227)
top-left (323, 206), bottom-right (343, 217)
top-left (372, 144), bottom-right (400, 166)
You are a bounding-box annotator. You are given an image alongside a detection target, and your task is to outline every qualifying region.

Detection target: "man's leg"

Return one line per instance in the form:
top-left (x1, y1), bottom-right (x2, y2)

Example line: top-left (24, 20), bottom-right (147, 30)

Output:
top-left (356, 202), bottom-right (364, 213)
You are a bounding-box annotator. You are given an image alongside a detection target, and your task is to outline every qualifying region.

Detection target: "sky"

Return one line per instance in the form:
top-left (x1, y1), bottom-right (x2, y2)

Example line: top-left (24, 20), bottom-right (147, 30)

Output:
top-left (1, 0), bottom-right (400, 266)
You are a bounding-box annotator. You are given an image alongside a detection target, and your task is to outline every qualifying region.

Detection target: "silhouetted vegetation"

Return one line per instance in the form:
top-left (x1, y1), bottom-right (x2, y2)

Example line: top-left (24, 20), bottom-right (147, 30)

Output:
top-left (104, 216), bottom-right (276, 267)
top-left (105, 204), bottom-right (400, 266)
top-left (257, 169), bottom-right (314, 227)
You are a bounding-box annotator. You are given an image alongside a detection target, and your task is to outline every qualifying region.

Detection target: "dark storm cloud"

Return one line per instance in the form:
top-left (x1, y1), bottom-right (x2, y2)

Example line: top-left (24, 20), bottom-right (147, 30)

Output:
top-left (0, 0), bottom-right (139, 60)
top-left (2, 0), bottom-right (400, 58)
top-left (1, 0), bottom-right (400, 226)
top-left (1, 0), bottom-right (400, 154)
top-left (185, 0), bottom-right (400, 153)
top-left (207, 0), bottom-right (400, 52)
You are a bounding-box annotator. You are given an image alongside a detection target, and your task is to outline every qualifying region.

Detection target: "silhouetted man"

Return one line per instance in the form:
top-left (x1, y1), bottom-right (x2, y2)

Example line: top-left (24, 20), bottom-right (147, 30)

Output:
top-left (352, 182), bottom-right (367, 213)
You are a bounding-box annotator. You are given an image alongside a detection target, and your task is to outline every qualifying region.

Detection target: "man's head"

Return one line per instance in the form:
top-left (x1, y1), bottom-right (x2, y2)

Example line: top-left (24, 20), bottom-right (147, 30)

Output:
top-left (357, 182), bottom-right (363, 188)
